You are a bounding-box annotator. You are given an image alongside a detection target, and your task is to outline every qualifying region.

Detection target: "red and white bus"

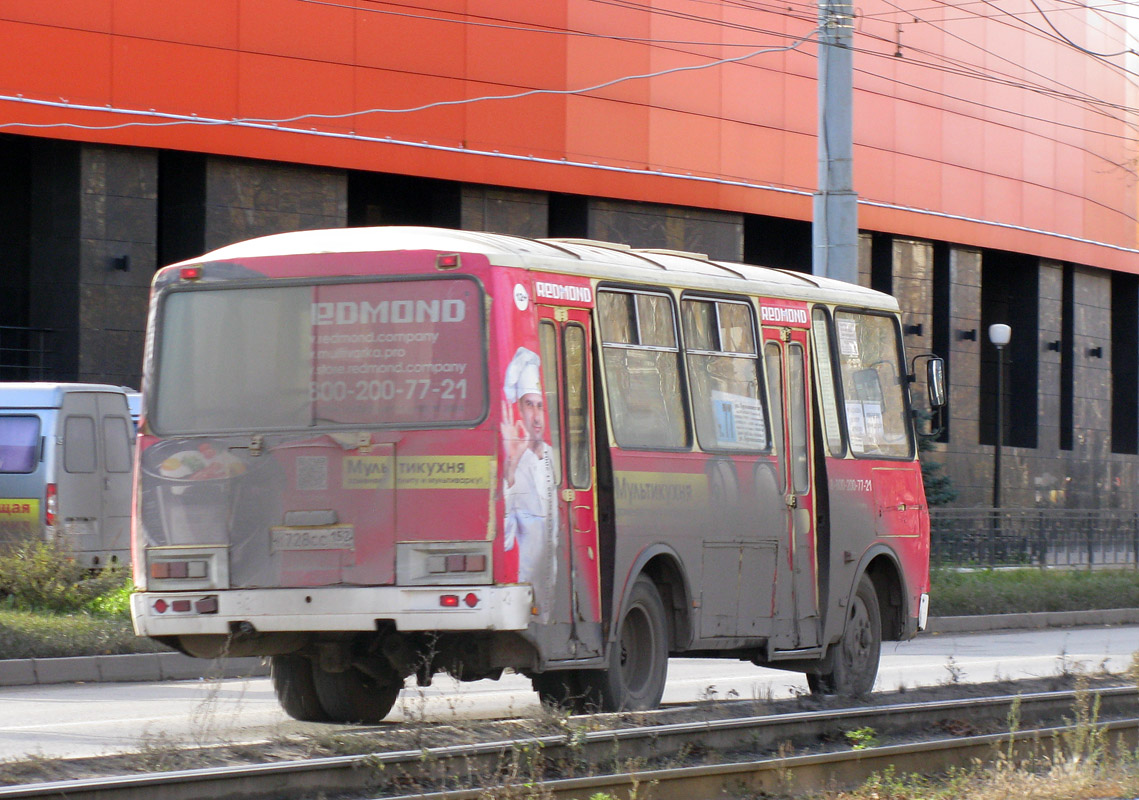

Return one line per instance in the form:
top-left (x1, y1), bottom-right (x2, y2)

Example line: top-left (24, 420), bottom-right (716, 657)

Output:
top-left (130, 227), bottom-right (944, 722)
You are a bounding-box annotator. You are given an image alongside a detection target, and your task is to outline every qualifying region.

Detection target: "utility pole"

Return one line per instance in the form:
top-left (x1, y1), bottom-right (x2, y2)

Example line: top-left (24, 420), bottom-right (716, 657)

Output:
top-left (812, 0), bottom-right (858, 284)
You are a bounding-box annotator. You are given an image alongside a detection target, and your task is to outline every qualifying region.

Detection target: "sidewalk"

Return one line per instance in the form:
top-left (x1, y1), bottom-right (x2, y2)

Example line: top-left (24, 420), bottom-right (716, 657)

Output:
top-left (3, 608), bottom-right (1138, 688)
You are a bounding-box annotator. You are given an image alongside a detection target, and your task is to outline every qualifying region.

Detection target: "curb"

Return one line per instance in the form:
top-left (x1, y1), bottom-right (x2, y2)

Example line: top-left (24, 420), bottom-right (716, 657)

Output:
top-left (3, 610), bottom-right (1138, 688)
top-left (923, 607), bottom-right (1139, 634)
top-left (0, 652), bottom-right (268, 687)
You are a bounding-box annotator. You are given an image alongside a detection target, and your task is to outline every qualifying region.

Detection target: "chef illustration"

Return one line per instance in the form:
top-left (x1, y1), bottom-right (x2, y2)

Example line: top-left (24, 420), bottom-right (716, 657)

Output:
top-left (500, 346), bottom-right (558, 620)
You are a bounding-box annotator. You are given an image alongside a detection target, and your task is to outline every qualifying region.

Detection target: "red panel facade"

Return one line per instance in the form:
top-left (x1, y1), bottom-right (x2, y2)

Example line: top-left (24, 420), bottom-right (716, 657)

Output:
top-left (0, 0), bottom-right (1134, 269)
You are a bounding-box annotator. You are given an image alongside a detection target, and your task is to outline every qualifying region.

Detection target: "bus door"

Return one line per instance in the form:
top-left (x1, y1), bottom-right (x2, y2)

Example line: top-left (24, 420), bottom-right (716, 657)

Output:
top-left (762, 326), bottom-right (820, 650)
top-left (537, 306), bottom-right (603, 659)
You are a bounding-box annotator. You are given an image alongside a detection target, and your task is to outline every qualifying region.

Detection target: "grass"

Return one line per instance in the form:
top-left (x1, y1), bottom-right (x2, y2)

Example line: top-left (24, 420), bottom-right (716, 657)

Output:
top-left (0, 608), bottom-right (170, 659)
top-left (0, 537), bottom-right (170, 660)
top-left (930, 567), bottom-right (1139, 617)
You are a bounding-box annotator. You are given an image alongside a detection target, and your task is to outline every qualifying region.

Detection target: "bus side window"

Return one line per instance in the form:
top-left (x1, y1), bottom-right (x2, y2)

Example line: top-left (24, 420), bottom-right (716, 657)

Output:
top-left (834, 311), bottom-right (913, 458)
top-left (597, 289), bottom-right (687, 449)
top-left (681, 297), bottom-right (767, 452)
top-left (538, 321), bottom-right (563, 485)
top-left (764, 343), bottom-right (786, 492)
top-left (811, 308), bottom-right (845, 456)
top-left (564, 324), bottom-right (591, 489)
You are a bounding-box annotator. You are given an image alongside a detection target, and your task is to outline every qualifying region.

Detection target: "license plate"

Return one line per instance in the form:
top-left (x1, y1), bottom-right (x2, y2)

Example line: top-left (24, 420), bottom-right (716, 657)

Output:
top-left (270, 525), bottom-right (355, 552)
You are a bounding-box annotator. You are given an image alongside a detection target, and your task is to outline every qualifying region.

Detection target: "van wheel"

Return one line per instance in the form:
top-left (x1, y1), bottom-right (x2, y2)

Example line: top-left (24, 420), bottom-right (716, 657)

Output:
top-left (582, 576), bottom-right (669, 712)
top-left (311, 662), bottom-right (403, 724)
top-left (808, 575), bottom-right (881, 697)
top-left (270, 655), bottom-right (329, 722)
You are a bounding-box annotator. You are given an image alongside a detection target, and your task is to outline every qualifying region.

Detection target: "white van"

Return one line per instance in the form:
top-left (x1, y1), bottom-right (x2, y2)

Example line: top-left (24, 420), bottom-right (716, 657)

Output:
top-left (0, 383), bottom-right (134, 567)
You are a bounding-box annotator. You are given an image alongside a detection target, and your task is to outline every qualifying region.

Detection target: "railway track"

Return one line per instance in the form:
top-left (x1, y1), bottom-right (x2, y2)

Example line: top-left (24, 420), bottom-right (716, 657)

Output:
top-left (2, 685), bottom-right (1136, 800)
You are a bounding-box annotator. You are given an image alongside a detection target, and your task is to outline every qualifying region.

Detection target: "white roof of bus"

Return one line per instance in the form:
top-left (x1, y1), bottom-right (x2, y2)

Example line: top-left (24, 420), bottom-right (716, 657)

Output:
top-left (176, 226), bottom-right (898, 311)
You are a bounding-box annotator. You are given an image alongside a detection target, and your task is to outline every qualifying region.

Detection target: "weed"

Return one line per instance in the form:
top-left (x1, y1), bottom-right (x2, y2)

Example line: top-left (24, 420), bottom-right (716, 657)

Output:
top-left (843, 726), bottom-right (878, 750)
top-left (942, 655), bottom-right (963, 685)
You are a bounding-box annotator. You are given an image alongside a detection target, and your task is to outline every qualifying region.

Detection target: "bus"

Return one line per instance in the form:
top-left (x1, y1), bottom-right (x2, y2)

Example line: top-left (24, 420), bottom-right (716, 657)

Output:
top-left (130, 226), bottom-right (944, 723)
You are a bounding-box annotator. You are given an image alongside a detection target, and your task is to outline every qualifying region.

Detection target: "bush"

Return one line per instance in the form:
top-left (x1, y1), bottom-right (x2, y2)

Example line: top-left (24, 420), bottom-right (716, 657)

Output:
top-left (0, 537), bottom-right (129, 614)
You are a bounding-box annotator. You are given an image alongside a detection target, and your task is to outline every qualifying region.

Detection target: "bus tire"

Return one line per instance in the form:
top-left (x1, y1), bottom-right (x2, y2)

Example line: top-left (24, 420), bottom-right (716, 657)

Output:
top-left (311, 662), bottom-right (402, 724)
top-left (808, 575), bottom-right (881, 697)
top-left (582, 576), bottom-right (669, 712)
top-left (532, 670), bottom-right (590, 713)
top-left (270, 655), bottom-right (330, 722)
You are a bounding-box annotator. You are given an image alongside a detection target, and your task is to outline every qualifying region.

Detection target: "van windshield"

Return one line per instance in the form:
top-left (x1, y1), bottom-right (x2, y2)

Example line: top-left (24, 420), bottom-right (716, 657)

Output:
top-left (0, 416), bottom-right (40, 473)
top-left (153, 278), bottom-right (486, 434)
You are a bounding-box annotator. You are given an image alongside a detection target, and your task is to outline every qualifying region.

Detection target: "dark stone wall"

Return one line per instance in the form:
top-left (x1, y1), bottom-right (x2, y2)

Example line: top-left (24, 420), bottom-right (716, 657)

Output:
top-left (460, 186), bottom-right (548, 237)
top-left (587, 199), bottom-right (743, 262)
top-left (75, 145), bottom-right (158, 388)
top-left (204, 158), bottom-right (347, 252)
top-left (891, 242), bottom-right (1133, 510)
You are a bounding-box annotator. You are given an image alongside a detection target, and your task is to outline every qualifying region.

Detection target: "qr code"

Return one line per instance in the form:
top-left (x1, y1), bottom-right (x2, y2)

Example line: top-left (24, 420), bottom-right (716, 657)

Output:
top-left (296, 457), bottom-right (329, 491)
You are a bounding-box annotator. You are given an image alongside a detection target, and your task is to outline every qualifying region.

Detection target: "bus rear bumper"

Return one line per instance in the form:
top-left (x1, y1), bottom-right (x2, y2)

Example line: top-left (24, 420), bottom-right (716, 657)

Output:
top-left (131, 585), bottom-right (533, 637)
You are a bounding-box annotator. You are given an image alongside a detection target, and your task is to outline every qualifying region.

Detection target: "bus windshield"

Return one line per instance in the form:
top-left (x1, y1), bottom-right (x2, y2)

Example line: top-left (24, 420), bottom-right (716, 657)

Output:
top-left (153, 277), bottom-right (486, 434)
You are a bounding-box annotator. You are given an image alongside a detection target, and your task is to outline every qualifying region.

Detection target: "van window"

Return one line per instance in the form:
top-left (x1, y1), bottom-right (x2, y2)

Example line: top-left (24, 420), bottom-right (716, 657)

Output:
top-left (103, 417), bottom-right (132, 473)
top-left (64, 416), bottom-right (97, 473)
top-left (0, 416), bottom-right (40, 474)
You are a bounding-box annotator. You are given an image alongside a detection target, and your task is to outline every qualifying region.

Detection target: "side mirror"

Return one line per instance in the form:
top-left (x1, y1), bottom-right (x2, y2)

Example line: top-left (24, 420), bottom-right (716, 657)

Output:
top-left (926, 357), bottom-right (946, 408)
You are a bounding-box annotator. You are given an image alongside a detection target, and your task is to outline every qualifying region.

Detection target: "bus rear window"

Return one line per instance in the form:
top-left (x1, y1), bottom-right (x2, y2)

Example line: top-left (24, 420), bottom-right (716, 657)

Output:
top-left (0, 416), bottom-right (40, 474)
top-left (154, 278), bottom-right (486, 434)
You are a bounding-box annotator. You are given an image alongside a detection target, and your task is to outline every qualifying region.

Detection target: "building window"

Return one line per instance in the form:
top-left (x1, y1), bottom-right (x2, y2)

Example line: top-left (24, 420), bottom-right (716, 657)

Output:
top-left (979, 250), bottom-right (1038, 449)
top-left (1060, 264), bottom-right (1074, 451)
top-left (1111, 271), bottom-right (1138, 454)
top-left (931, 242), bottom-right (951, 442)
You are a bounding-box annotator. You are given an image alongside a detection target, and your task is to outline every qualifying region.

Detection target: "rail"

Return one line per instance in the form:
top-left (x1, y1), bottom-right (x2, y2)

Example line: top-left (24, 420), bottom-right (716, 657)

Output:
top-left (930, 508), bottom-right (1139, 569)
top-left (1, 686), bottom-right (1135, 800)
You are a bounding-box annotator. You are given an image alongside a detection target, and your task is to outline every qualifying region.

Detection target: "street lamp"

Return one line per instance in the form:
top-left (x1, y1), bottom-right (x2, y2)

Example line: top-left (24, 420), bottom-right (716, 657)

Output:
top-left (989, 323), bottom-right (1011, 509)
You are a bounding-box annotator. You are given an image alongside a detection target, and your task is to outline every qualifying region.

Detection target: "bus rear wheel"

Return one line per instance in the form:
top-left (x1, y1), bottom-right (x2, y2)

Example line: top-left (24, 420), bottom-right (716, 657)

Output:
top-left (311, 662), bottom-right (403, 724)
top-left (808, 575), bottom-right (881, 697)
top-left (582, 576), bottom-right (669, 712)
top-left (270, 654), bottom-right (330, 722)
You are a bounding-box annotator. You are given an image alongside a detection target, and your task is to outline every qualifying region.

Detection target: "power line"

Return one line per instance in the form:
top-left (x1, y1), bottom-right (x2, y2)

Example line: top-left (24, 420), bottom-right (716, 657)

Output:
top-left (1025, 0), bottom-right (1137, 57)
top-left (0, 28), bottom-right (821, 131)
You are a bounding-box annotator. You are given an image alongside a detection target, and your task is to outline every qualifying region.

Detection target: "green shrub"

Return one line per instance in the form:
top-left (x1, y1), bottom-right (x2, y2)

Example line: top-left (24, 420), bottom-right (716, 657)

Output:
top-left (0, 537), bottom-right (128, 614)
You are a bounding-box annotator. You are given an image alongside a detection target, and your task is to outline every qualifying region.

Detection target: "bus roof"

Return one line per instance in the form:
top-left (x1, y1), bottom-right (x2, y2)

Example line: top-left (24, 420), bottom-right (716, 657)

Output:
top-left (173, 226), bottom-right (899, 311)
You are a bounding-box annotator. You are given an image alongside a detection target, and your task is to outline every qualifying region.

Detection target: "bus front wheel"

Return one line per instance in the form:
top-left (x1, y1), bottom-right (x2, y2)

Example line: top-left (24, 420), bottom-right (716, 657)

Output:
top-left (582, 576), bottom-right (669, 712)
top-left (808, 575), bottom-right (881, 697)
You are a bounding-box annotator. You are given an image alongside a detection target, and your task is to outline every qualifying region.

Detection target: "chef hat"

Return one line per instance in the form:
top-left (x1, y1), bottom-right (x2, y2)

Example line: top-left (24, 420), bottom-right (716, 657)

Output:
top-left (503, 346), bottom-right (542, 403)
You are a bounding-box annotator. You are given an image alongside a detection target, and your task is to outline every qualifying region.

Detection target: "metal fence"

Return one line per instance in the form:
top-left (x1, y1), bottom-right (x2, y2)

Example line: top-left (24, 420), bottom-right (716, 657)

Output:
top-left (929, 508), bottom-right (1139, 569)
